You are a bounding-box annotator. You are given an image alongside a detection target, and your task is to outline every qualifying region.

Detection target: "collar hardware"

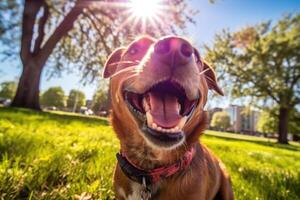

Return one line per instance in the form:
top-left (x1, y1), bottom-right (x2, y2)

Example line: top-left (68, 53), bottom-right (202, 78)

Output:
top-left (141, 177), bottom-right (152, 200)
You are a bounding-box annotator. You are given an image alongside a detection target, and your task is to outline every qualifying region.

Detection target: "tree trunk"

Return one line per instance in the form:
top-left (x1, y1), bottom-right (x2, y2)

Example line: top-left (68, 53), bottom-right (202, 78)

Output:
top-left (278, 107), bottom-right (289, 144)
top-left (10, 0), bottom-right (84, 110)
top-left (11, 62), bottom-right (43, 110)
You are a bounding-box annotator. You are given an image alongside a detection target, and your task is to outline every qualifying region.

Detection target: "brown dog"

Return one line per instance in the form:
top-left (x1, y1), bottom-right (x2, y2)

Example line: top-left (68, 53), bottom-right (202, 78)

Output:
top-left (103, 36), bottom-right (234, 200)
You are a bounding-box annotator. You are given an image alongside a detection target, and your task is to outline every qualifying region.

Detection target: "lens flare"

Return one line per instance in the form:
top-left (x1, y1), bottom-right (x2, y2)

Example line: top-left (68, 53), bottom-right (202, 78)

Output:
top-left (90, 0), bottom-right (168, 34)
top-left (129, 0), bottom-right (161, 19)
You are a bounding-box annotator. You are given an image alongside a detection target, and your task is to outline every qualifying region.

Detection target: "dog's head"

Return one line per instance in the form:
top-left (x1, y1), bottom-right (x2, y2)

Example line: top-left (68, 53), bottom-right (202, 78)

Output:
top-left (104, 36), bottom-right (223, 150)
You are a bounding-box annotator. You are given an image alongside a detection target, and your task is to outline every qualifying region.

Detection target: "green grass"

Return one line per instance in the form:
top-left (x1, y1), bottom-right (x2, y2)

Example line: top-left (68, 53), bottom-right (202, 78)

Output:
top-left (0, 107), bottom-right (299, 200)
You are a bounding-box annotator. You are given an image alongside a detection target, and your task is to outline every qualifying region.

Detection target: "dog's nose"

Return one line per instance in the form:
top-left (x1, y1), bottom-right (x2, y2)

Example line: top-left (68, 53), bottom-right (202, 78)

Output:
top-left (154, 37), bottom-right (193, 67)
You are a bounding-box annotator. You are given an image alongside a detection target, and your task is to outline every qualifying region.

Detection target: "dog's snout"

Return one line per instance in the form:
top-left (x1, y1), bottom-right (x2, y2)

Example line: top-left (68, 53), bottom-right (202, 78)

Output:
top-left (180, 43), bottom-right (193, 57)
top-left (154, 39), bottom-right (171, 55)
top-left (154, 37), bottom-right (193, 66)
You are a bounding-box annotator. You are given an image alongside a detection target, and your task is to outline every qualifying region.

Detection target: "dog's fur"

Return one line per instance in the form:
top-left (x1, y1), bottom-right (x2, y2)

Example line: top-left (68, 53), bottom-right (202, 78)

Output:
top-left (103, 36), bottom-right (234, 200)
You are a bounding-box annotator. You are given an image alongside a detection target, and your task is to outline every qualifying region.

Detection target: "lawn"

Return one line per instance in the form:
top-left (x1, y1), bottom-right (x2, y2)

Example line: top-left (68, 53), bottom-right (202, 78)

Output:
top-left (0, 107), bottom-right (299, 200)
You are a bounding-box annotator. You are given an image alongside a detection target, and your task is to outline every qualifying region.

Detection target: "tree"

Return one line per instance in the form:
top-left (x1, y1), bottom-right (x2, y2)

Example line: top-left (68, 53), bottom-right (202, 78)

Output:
top-left (67, 89), bottom-right (86, 112)
top-left (257, 107), bottom-right (300, 137)
top-left (91, 89), bottom-right (109, 114)
top-left (205, 14), bottom-right (300, 144)
top-left (289, 110), bottom-right (300, 138)
top-left (40, 87), bottom-right (66, 108)
top-left (211, 111), bottom-right (231, 131)
top-left (257, 110), bottom-right (277, 135)
top-left (0, 81), bottom-right (17, 99)
top-left (0, 0), bottom-right (197, 110)
top-left (91, 80), bottom-right (109, 113)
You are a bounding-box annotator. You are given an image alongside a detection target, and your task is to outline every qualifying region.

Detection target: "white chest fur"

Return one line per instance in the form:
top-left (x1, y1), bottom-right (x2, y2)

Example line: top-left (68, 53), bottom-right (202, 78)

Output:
top-left (117, 182), bottom-right (142, 200)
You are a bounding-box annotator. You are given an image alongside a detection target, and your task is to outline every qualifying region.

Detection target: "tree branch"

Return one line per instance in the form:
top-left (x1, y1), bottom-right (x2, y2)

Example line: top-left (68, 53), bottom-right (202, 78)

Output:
top-left (20, 0), bottom-right (43, 64)
top-left (33, 0), bottom-right (49, 55)
top-left (290, 73), bottom-right (300, 90)
top-left (87, 8), bottom-right (121, 47)
top-left (291, 98), bottom-right (300, 106)
top-left (83, 11), bottom-right (111, 55)
top-left (38, 0), bottom-right (85, 66)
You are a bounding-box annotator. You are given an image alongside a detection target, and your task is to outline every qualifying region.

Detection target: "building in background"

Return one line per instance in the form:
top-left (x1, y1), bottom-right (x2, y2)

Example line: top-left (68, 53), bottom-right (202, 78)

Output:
top-left (208, 107), bottom-right (223, 125)
top-left (85, 99), bottom-right (93, 109)
top-left (225, 105), bottom-right (242, 133)
top-left (209, 105), bottom-right (260, 135)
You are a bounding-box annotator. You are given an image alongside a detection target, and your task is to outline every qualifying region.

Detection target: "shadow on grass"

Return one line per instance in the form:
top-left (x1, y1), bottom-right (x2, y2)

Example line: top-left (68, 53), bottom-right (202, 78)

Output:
top-left (0, 107), bottom-right (109, 126)
top-left (205, 134), bottom-right (300, 152)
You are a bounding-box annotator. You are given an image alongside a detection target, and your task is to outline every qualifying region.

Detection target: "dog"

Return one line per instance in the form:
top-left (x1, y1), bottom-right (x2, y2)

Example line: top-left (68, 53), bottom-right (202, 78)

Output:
top-left (103, 36), bottom-right (234, 200)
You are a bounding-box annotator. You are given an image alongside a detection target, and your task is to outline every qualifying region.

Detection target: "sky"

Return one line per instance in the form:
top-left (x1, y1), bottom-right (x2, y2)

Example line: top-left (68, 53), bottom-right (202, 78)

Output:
top-left (0, 0), bottom-right (299, 105)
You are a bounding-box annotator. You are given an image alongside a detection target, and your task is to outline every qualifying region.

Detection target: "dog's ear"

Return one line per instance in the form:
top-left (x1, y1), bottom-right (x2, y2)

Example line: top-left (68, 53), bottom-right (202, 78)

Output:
top-left (202, 60), bottom-right (224, 96)
top-left (103, 47), bottom-right (125, 78)
top-left (194, 48), bottom-right (224, 96)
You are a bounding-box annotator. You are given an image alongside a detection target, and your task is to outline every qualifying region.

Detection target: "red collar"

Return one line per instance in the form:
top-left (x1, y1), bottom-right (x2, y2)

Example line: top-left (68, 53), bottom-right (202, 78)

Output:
top-left (116, 146), bottom-right (196, 185)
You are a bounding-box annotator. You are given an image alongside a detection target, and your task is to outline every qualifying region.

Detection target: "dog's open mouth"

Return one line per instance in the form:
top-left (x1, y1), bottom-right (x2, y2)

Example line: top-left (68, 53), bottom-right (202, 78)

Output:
top-left (124, 80), bottom-right (198, 146)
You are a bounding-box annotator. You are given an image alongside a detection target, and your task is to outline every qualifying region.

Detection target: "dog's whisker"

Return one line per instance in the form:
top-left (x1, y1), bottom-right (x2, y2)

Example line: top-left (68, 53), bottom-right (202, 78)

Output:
top-left (204, 74), bottom-right (216, 85)
top-left (124, 74), bottom-right (139, 83)
top-left (110, 65), bottom-right (139, 78)
top-left (108, 60), bottom-right (140, 67)
top-left (134, 63), bottom-right (146, 73)
top-left (199, 68), bottom-right (219, 86)
top-left (198, 68), bottom-right (210, 76)
top-left (125, 77), bottom-right (139, 89)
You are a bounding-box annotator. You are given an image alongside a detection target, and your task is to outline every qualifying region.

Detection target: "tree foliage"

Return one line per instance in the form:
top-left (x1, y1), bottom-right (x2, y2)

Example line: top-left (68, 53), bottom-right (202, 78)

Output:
top-left (205, 14), bottom-right (300, 143)
top-left (91, 89), bottom-right (109, 114)
top-left (0, 0), bottom-right (198, 78)
top-left (0, 81), bottom-right (17, 99)
top-left (257, 110), bottom-right (277, 135)
top-left (40, 87), bottom-right (66, 108)
top-left (211, 111), bottom-right (231, 131)
top-left (257, 107), bottom-right (300, 136)
top-left (67, 89), bottom-right (86, 111)
top-left (289, 110), bottom-right (300, 136)
top-left (0, 0), bottom-right (198, 110)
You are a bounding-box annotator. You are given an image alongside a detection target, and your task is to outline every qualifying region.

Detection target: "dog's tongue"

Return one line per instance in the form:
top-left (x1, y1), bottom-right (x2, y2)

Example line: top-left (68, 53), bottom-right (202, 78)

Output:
top-left (148, 92), bottom-right (181, 128)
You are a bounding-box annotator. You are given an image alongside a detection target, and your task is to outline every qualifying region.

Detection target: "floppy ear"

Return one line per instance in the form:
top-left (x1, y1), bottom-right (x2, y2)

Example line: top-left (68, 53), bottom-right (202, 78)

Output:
top-left (202, 60), bottom-right (224, 96)
top-left (193, 48), bottom-right (224, 96)
top-left (103, 47), bottom-right (125, 78)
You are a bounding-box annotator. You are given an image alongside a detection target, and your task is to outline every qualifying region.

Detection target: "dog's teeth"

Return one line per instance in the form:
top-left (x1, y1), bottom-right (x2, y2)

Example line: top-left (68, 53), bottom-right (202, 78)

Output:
top-left (177, 102), bottom-right (181, 113)
top-left (146, 111), bottom-right (153, 126)
top-left (143, 97), bottom-right (150, 112)
top-left (178, 116), bottom-right (188, 129)
top-left (152, 123), bottom-right (157, 128)
top-left (150, 123), bottom-right (182, 133)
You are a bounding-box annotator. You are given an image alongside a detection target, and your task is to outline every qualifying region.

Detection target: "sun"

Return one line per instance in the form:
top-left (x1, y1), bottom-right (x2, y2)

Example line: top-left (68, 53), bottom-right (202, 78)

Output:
top-left (129, 0), bottom-right (162, 19)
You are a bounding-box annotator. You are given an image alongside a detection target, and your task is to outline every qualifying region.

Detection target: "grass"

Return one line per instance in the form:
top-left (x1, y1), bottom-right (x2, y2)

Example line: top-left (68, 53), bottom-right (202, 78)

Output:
top-left (0, 107), bottom-right (299, 200)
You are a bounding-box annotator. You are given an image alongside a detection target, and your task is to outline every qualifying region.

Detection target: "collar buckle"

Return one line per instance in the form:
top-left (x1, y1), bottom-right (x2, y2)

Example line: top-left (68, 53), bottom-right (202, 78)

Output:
top-left (141, 177), bottom-right (152, 200)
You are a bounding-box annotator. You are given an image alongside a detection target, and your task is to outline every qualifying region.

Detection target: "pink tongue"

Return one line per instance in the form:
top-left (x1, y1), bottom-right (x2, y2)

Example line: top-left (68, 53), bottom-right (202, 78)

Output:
top-left (148, 92), bottom-right (181, 129)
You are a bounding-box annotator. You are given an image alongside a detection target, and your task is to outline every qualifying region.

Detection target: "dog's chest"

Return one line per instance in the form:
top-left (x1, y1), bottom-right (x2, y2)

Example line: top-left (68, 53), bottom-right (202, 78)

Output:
top-left (118, 182), bottom-right (159, 200)
top-left (117, 182), bottom-right (143, 200)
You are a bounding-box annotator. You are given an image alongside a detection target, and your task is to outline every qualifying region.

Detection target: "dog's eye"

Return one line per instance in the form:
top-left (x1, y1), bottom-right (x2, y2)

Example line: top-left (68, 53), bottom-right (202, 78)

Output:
top-left (194, 52), bottom-right (201, 63)
top-left (129, 47), bottom-right (138, 55)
